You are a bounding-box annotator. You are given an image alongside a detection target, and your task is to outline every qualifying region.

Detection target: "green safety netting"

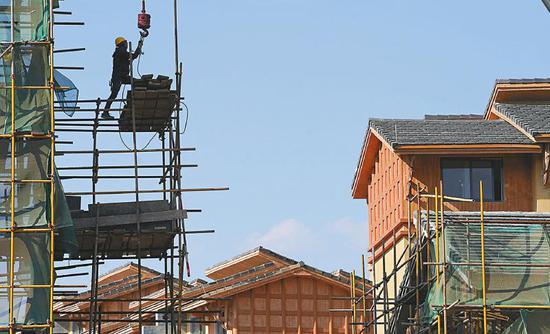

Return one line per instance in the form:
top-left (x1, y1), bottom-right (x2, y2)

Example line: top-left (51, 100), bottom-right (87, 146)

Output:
top-left (0, 234), bottom-right (52, 325)
top-left (502, 310), bottom-right (550, 334)
top-left (0, 132), bottom-right (77, 250)
top-left (0, 140), bottom-right (77, 325)
top-left (0, 0), bottom-right (75, 326)
top-left (423, 222), bottom-right (550, 325)
top-left (0, 44), bottom-right (51, 133)
top-left (0, 0), bottom-right (59, 42)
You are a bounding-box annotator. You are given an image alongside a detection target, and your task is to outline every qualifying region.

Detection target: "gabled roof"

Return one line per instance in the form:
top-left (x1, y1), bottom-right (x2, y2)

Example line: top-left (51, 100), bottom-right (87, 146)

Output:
top-left (370, 118), bottom-right (532, 147)
top-left (494, 103), bottom-right (550, 139)
top-left (484, 79), bottom-right (550, 141)
top-left (352, 115), bottom-right (540, 199)
top-left (204, 246), bottom-right (297, 279)
top-left (182, 260), bottom-right (370, 312)
top-left (57, 247), bottom-right (371, 332)
top-left (98, 262), bottom-right (161, 284)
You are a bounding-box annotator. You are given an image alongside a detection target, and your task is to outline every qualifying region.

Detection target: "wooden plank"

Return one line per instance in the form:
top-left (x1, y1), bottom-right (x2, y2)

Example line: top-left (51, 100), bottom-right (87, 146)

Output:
top-left (88, 200), bottom-right (170, 216)
top-left (74, 209), bottom-right (185, 229)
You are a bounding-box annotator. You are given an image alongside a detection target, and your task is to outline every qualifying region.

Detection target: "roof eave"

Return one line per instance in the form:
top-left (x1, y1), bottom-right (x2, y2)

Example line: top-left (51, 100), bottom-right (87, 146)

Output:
top-left (394, 143), bottom-right (542, 155)
top-left (534, 134), bottom-right (550, 142)
top-left (485, 81), bottom-right (550, 119)
top-left (351, 128), bottom-right (390, 199)
top-left (183, 264), bottom-right (370, 312)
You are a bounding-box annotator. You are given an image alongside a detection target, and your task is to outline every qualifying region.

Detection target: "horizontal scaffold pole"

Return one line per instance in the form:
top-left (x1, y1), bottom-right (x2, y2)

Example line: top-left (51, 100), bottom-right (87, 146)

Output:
top-left (66, 187), bottom-right (229, 196)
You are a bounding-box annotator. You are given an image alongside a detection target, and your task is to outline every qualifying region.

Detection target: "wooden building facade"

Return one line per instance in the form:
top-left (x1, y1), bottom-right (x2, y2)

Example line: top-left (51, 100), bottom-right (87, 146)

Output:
top-left (182, 247), bottom-right (371, 334)
top-left (351, 79), bottom-right (550, 333)
top-left (55, 248), bottom-right (371, 334)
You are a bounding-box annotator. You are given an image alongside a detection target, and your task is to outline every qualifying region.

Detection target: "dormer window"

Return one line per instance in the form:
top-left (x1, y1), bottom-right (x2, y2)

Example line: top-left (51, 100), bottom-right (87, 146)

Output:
top-left (441, 158), bottom-right (503, 201)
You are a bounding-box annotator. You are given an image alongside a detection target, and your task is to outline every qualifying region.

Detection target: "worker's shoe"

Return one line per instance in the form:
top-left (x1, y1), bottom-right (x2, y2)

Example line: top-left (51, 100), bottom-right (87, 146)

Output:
top-left (101, 111), bottom-right (115, 120)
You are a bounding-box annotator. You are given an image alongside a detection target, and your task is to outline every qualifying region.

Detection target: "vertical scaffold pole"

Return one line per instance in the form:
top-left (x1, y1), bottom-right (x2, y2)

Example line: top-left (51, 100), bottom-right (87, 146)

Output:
top-left (49, 1), bottom-right (56, 333)
top-left (426, 198), bottom-right (430, 281)
top-left (406, 186), bottom-right (412, 333)
top-left (439, 180), bottom-right (447, 334)
top-left (128, 42), bottom-right (143, 334)
top-left (392, 227), bottom-right (397, 328)
top-left (480, 181), bottom-right (488, 333)
top-left (169, 122), bottom-right (176, 334)
top-left (88, 98), bottom-right (100, 334)
top-left (8, 2), bottom-right (15, 334)
top-left (372, 246), bottom-right (377, 334)
top-left (361, 255), bottom-right (367, 332)
top-left (415, 183), bottom-right (421, 334)
top-left (351, 269), bottom-right (356, 334)
top-left (434, 186), bottom-right (441, 334)
top-left (382, 241), bottom-right (387, 333)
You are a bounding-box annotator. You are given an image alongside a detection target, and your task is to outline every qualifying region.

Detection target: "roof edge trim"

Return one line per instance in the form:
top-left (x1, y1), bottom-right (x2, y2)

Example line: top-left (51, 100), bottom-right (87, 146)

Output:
top-left (394, 143), bottom-right (541, 155)
top-left (351, 128), bottom-right (393, 199)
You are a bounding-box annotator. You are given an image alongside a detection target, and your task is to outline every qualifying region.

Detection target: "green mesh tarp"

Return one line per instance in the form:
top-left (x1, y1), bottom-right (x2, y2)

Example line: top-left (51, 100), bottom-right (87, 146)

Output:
top-left (0, 0), bottom-right (53, 42)
top-left (0, 45), bottom-right (51, 133)
top-left (502, 310), bottom-right (550, 334)
top-left (54, 70), bottom-right (78, 116)
top-left (0, 0), bottom-right (75, 326)
top-left (0, 140), bottom-right (76, 235)
top-left (0, 138), bottom-right (76, 325)
top-left (0, 233), bottom-right (51, 325)
top-left (423, 222), bottom-right (550, 325)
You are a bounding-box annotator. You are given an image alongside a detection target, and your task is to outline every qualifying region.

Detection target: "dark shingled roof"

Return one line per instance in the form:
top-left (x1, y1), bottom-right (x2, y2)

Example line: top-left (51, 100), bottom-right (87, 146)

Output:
top-left (369, 118), bottom-right (533, 147)
top-left (424, 114), bottom-right (483, 120)
top-left (495, 103), bottom-right (550, 137)
top-left (495, 78), bottom-right (550, 84)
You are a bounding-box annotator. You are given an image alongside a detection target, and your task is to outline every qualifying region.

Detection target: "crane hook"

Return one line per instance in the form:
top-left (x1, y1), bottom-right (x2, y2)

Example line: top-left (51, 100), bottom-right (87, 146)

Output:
top-left (138, 0), bottom-right (151, 38)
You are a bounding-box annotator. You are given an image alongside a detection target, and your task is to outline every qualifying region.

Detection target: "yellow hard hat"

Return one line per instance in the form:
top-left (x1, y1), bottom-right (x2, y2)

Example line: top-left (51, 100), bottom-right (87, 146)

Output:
top-left (115, 37), bottom-right (126, 46)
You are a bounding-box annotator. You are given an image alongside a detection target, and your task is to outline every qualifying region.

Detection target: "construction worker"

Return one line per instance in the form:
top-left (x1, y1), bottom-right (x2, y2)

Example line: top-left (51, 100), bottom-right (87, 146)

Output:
top-left (102, 36), bottom-right (144, 119)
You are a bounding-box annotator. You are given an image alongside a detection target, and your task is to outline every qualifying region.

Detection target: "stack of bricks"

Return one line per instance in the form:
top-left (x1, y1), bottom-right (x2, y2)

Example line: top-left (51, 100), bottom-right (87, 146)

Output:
top-left (118, 74), bottom-right (178, 132)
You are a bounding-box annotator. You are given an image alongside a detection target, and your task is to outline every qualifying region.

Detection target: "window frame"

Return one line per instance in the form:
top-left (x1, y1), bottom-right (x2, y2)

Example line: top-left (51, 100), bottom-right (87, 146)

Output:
top-left (440, 157), bottom-right (504, 202)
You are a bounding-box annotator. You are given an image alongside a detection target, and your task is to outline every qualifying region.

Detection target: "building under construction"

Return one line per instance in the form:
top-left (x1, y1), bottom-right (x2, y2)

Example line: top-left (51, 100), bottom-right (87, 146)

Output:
top-left (54, 247), bottom-right (371, 334)
top-left (0, 0), bottom-right (231, 334)
top-left (350, 80), bottom-right (550, 333)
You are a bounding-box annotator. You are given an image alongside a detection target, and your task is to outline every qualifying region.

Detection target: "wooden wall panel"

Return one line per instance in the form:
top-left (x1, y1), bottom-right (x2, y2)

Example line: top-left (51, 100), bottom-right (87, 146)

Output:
top-left (367, 144), bottom-right (410, 247)
top-left (225, 275), bottom-right (369, 334)
top-left (413, 154), bottom-right (534, 212)
top-left (368, 148), bottom-right (536, 250)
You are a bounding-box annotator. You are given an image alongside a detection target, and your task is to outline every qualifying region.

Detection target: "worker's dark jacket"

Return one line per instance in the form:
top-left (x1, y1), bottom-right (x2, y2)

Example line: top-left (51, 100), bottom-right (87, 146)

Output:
top-left (111, 44), bottom-right (142, 83)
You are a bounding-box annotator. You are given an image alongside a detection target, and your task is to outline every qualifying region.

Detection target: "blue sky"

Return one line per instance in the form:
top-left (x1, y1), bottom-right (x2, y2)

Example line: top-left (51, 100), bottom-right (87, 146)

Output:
top-left (54, 0), bottom-right (550, 285)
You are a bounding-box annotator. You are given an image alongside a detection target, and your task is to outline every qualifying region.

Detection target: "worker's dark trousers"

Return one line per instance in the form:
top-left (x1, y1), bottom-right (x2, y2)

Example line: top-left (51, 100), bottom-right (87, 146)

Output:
top-left (104, 76), bottom-right (133, 111)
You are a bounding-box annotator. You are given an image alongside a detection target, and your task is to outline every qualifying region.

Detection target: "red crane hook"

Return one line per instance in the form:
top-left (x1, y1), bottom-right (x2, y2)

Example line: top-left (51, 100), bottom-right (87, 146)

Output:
top-left (138, 0), bottom-right (151, 37)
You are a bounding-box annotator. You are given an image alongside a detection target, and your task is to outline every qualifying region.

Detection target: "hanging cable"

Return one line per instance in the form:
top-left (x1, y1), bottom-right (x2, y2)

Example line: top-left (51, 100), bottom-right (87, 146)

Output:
top-left (117, 83), bottom-right (158, 150)
top-left (136, 52), bottom-right (143, 78)
top-left (117, 84), bottom-right (132, 151)
top-left (180, 101), bottom-right (189, 135)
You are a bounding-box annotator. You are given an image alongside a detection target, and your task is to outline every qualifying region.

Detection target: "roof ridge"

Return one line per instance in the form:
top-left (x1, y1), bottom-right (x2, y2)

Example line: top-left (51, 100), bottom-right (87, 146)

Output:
top-left (371, 118), bottom-right (503, 123)
top-left (99, 262), bottom-right (134, 279)
top-left (205, 246), bottom-right (298, 274)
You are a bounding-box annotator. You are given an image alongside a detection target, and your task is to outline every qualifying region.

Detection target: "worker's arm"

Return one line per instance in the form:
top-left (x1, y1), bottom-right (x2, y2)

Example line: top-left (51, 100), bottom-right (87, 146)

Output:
top-left (132, 39), bottom-right (143, 60)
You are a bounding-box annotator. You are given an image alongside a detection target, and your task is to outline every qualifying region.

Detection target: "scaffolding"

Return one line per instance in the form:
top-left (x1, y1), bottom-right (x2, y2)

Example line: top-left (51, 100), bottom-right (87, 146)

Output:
top-left (0, 0), bottom-right (229, 334)
top-left (348, 181), bottom-right (550, 334)
top-left (0, 0), bottom-right (60, 333)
